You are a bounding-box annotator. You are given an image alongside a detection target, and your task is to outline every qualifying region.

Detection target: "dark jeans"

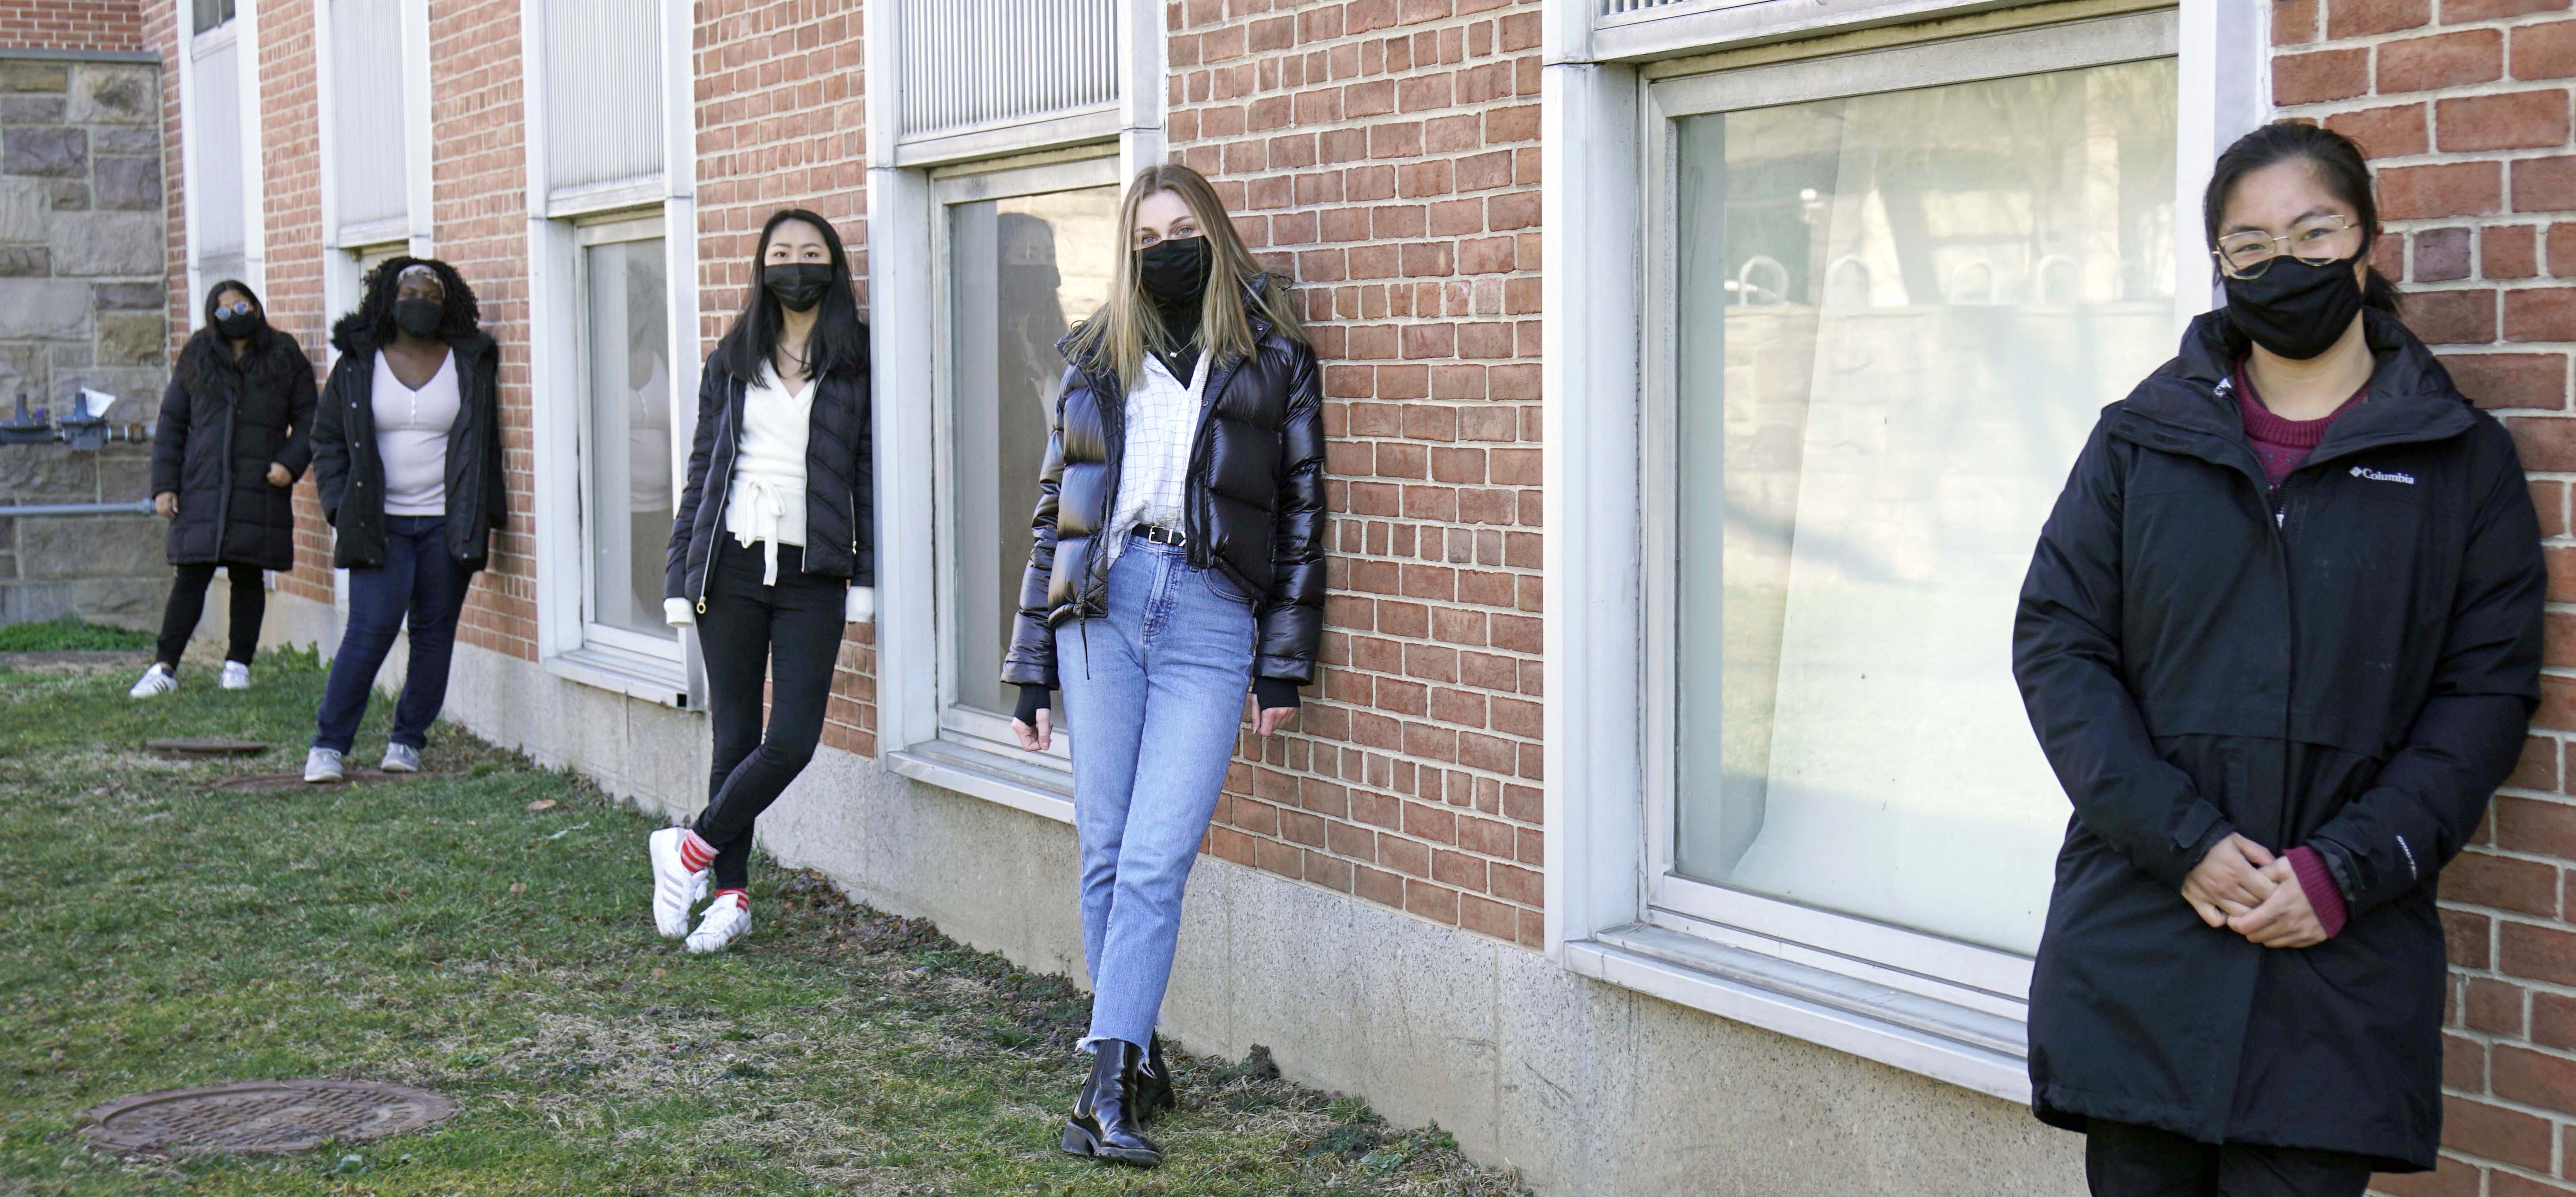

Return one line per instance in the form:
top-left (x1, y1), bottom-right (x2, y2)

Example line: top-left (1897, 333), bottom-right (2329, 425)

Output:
top-left (2087, 1121), bottom-right (2374, 1197)
top-left (313, 516), bottom-right (472, 753)
top-left (156, 562), bottom-right (264, 667)
top-left (691, 542), bottom-right (844, 892)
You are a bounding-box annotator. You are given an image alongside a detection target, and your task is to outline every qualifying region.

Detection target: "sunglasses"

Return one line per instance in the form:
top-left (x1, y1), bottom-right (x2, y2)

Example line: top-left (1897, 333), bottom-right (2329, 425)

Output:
top-left (215, 300), bottom-right (256, 320)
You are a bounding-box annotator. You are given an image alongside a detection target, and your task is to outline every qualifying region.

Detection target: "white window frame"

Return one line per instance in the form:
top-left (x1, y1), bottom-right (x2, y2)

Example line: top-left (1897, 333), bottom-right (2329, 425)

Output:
top-left (1541, 0), bottom-right (2272, 1102)
top-left (174, 0), bottom-right (265, 310)
top-left (568, 213), bottom-right (682, 665)
top-left (865, 0), bottom-right (1164, 819)
top-left (925, 154), bottom-right (1125, 773)
top-left (312, 0), bottom-right (434, 371)
top-left (521, 0), bottom-right (700, 708)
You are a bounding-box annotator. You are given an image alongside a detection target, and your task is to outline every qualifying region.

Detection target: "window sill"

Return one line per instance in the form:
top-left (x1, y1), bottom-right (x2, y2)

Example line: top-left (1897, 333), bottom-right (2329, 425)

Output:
top-left (885, 738), bottom-right (1074, 825)
top-left (1559, 922), bottom-right (2030, 1103)
top-left (543, 646), bottom-right (691, 710)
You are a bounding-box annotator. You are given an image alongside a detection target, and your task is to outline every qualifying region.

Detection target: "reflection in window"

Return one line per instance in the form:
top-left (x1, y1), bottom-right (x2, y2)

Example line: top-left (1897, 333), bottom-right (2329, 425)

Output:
top-left (583, 236), bottom-right (672, 641)
top-left (1671, 58), bottom-right (2178, 955)
top-left (948, 185), bottom-right (1121, 720)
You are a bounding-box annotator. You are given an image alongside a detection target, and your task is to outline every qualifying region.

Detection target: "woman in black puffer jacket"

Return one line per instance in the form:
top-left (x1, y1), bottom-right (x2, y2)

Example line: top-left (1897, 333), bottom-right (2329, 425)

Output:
top-left (132, 280), bottom-right (316, 698)
top-left (1002, 163), bottom-right (1325, 1171)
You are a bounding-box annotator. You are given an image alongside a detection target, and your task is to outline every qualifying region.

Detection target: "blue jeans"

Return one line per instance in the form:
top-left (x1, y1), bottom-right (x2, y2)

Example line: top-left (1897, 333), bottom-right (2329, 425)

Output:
top-left (314, 516), bottom-right (472, 753)
top-left (1056, 539), bottom-right (1257, 1048)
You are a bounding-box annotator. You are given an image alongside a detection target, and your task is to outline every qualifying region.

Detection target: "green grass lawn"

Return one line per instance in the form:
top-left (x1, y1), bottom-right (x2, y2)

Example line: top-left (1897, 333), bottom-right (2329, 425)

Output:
top-left (0, 652), bottom-right (1524, 1196)
top-left (0, 614), bottom-right (156, 653)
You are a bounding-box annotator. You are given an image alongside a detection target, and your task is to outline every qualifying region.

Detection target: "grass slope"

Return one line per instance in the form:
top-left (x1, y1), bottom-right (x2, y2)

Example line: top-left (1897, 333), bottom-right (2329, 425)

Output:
top-left (0, 654), bottom-right (1526, 1197)
top-left (0, 614), bottom-right (155, 653)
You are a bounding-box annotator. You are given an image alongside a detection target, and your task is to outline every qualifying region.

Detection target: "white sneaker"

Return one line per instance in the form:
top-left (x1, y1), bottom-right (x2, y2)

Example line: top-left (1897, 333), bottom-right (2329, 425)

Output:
top-left (304, 747), bottom-right (344, 783)
top-left (218, 661), bottom-right (251, 690)
top-left (381, 743), bottom-right (421, 773)
top-left (648, 827), bottom-right (708, 939)
top-left (128, 664), bottom-right (176, 699)
top-left (685, 892), bottom-right (750, 954)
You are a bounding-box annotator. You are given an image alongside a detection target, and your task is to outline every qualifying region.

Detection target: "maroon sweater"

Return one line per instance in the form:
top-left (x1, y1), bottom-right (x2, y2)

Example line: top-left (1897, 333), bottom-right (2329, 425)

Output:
top-left (2235, 362), bottom-right (2367, 937)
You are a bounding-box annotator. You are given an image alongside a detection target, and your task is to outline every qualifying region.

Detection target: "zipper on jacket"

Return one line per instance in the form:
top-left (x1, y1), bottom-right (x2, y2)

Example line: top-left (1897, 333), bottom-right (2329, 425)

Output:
top-left (696, 382), bottom-right (742, 614)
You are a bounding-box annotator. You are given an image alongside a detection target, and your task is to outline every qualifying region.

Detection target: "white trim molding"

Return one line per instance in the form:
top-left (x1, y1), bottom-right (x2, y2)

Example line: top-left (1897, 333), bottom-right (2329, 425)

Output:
top-left (1540, 0), bottom-right (2269, 1103)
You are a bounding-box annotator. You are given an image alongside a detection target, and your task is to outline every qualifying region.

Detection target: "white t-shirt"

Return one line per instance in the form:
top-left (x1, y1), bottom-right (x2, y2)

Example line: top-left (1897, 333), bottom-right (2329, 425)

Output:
top-left (372, 350), bottom-right (460, 517)
top-left (1106, 352), bottom-right (1205, 565)
top-left (724, 362), bottom-right (815, 584)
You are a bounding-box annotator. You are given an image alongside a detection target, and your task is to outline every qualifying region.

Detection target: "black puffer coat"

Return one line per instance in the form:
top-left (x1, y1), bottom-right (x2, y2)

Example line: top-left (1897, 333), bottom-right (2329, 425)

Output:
top-left (1000, 286), bottom-right (1326, 690)
top-left (312, 329), bottom-right (507, 571)
top-left (2013, 309), bottom-right (2544, 1171)
top-left (665, 349), bottom-right (875, 608)
top-left (151, 326), bottom-right (316, 570)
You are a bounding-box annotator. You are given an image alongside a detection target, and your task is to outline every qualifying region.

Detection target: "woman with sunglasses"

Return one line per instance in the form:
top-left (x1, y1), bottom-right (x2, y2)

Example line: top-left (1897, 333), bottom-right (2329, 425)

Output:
top-left (2014, 121), bottom-right (2545, 1195)
top-left (132, 281), bottom-right (316, 697)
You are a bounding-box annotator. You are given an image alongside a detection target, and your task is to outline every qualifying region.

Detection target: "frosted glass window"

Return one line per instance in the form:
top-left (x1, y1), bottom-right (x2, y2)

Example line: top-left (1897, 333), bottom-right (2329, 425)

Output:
top-left (190, 37), bottom-right (243, 259)
top-left (946, 184), bottom-right (1121, 720)
top-left (1670, 57), bottom-right (2179, 955)
top-left (543, 0), bottom-right (665, 194)
top-left (582, 236), bottom-right (673, 641)
top-left (330, 0), bottom-right (407, 230)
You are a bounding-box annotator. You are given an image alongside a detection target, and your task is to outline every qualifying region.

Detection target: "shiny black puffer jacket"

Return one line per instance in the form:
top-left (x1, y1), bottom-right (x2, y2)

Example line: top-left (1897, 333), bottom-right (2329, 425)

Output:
top-left (152, 325), bottom-right (316, 570)
top-left (1001, 289), bottom-right (1325, 690)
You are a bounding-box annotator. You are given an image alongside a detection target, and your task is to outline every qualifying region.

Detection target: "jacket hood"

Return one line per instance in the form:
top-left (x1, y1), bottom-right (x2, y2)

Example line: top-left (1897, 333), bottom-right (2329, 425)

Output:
top-left (2121, 308), bottom-right (2471, 446)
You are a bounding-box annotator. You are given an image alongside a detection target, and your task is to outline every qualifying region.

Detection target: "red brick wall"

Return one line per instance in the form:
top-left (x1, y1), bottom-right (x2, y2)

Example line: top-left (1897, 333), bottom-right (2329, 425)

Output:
top-left (143, 0), bottom-right (182, 367)
top-left (2275, 1), bottom-right (2576, 1192)
top-left (693, 0), bottom-right (876, 756)
top-left (253, 0), bottom-right (335, 608)
top-left (1, 0), bottom-right (143, 51)
top-left (427, 0), bottom-right (536, 661)
top-left (1171, 0), bottom-right (1546, 948)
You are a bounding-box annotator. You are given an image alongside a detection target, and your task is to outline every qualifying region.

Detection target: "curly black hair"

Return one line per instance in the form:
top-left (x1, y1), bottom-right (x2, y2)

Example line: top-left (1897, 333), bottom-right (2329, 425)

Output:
top-left (330, 255), bottom-right (482, 353)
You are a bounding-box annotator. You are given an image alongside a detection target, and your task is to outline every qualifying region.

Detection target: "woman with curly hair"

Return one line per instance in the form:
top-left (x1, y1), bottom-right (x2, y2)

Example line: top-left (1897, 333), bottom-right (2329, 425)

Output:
top-left (130, 280), bottom-right (316, 698)
top-left (304, 258), bottom-right (507, 783)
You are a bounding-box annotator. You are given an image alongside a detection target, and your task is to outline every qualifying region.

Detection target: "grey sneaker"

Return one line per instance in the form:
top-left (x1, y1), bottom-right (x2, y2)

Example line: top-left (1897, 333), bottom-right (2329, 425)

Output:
top-left (381, 744), bottom-right (421, 773)
top-left (304, 748), bottom-right (345, 783)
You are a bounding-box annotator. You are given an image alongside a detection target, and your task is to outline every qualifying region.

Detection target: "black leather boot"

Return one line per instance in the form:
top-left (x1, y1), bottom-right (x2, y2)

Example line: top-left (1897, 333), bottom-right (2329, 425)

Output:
top-left (1138, 1032), bottom-right (1177, 1121)
top-left (1062, 1039), bottom-right (1163, 1167)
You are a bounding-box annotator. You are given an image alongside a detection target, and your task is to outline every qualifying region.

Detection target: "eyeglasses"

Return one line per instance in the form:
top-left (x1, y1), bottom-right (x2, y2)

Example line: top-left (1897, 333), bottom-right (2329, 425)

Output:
top-left (2212, 214), bottom-right (2363, 279)
top-left (214, 300), bottom-right (255, 320)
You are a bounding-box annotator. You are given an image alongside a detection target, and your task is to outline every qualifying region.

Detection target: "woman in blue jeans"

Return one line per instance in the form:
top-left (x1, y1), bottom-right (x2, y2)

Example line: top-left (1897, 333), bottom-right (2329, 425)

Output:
top-left (1004, 163), bottom-right (1327, 1169)
top-left (306, 259), bottom-right (507, 782)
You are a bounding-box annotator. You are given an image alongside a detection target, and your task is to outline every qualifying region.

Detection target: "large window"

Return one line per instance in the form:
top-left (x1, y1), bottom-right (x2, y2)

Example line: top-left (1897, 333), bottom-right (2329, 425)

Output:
top-left (576, 217), bottom-right (673, 651)
top-left (933, 156), bottom-right (1123, 761)
top-left (185, 1), bottom-right (245, 288)
top-left (1617, 11), bottom-right (2182, 1044)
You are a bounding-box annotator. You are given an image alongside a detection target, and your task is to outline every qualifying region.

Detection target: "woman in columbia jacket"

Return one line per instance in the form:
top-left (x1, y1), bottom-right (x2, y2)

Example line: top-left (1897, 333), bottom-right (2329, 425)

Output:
top-left (2015, 122), bottom-right (2546, 1195)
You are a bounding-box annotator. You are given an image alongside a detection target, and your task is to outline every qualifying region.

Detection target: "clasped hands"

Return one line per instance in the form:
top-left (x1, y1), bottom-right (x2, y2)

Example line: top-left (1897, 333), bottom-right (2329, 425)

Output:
top-left (2180, 833), bottom-right (2328, 949)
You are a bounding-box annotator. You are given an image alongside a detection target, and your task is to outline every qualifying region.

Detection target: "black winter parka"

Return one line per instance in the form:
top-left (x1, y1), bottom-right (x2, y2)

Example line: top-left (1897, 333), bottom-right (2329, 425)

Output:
top-left (151, 325), bottom-right (316, 570)
top-left (2013, 309), bottom-right (2544, 1172)
top-left (312, 330), bottom-right (507, 571)
top-left (664, 348), bottom-right (874, 610)
top-left (1000, 287), bottom-right (1326, 690)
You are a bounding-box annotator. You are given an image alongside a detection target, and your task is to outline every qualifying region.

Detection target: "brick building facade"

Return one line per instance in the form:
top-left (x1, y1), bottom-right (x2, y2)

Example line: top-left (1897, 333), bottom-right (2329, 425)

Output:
top-left (2, 0), bottom-right (143, 53)
top-left (68, 0), bottom-right (2576, 1193)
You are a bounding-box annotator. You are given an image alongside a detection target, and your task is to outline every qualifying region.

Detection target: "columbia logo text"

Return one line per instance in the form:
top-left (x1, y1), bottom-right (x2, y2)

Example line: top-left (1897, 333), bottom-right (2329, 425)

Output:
top-left (2350, 466), bottom-right (2416, 486)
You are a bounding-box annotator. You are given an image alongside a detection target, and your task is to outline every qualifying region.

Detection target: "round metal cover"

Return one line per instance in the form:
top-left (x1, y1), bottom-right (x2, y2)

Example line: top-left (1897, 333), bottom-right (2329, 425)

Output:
top-left (146, 737), bottom-right (269, 760)
top-left (84, 1080), bottom-right (456, 1155)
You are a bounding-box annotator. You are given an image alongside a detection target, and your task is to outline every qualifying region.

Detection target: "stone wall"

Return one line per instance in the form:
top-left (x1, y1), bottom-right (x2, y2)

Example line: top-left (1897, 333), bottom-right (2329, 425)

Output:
top-left (0, 52), bottom-right (171, 627)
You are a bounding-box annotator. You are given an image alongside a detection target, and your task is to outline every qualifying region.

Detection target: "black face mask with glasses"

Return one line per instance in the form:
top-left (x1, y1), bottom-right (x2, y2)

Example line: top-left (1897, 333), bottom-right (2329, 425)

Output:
top-left (2214, 213), bottom-right (2366, 361)
top-left (213, 298), bottom-right (261, 341)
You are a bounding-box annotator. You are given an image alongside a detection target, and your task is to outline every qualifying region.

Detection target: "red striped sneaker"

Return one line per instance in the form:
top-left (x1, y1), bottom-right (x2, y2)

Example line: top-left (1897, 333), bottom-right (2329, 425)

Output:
top-left (647, 827), bottom-right (711, 939)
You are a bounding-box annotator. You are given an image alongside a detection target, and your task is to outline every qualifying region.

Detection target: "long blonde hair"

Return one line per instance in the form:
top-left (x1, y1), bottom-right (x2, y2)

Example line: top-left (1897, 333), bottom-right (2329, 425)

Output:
top-left (1063, 163), bottom-right (1305, 388)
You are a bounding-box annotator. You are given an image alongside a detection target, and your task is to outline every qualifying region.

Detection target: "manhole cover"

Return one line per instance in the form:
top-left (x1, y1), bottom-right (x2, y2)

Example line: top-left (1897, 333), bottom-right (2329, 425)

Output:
top-left (147, 738), bottom-right (270, 761)
top-left (84, 1079), bottom-right (455, 1155)
top-left (214, 768), bottom-right (410, 795)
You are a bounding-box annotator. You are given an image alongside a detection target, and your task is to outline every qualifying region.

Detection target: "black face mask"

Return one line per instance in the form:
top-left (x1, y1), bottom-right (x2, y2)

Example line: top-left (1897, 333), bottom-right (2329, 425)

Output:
top-left (393, 298), bottom-right (444, 340)
top-left (214, 310), bottom-right (260, 341)
top-left (1138, 236), bottom-right (1212, 308)
top-left (764, 262), bottom-right (834, 314)
top-left (2223, 254), bottom-right (2366, 361)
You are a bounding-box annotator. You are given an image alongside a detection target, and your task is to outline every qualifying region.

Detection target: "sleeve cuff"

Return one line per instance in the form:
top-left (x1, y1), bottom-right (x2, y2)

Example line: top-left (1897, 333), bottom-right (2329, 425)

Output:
top-left (1014, 684), bottom-right (1050, 725)
top-left (2286, 846), bottom-right (2351, 939)
top-left (845, 585), bottom-right (875, 624)
top-left (1253, 676), bottom-right (1301, 712)
top-left (663, 597), bottom-right (695, 627)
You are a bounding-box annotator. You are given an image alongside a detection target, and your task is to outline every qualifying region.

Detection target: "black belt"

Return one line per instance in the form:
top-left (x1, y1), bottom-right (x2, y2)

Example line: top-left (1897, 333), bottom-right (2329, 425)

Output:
top-left (1131, 524), bottom-right (1187, 547)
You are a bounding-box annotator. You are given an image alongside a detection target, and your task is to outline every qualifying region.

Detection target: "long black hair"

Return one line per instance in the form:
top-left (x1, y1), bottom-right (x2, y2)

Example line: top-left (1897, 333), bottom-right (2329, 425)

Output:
top-left (709, 208), bottom-right (867, 384)
top-left (2202, 121), bottom-right (2403, 315)
top-left (180, 278), bottom-right (283, 391)
top-left (329, 255), bottom-right (481, 353)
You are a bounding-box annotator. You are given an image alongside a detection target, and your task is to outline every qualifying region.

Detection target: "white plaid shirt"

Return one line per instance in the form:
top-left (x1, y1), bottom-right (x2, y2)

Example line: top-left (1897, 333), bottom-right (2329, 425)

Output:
top-left (1105, 351), bottom-right (1207, 566)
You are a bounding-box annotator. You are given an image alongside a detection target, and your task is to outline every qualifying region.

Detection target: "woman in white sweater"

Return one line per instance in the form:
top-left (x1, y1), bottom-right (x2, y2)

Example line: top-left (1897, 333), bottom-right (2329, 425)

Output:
top-left (647, 209), bottom-right (875, 952)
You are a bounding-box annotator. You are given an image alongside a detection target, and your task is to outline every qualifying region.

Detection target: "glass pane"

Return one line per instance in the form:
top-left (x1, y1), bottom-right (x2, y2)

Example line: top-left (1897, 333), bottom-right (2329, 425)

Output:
top-left (583, 236), bottom-right (674, 641)
top-left (1670, 57), bottom-right (2179, 956)
top-left (947, 183), bottom-right (1122, 720)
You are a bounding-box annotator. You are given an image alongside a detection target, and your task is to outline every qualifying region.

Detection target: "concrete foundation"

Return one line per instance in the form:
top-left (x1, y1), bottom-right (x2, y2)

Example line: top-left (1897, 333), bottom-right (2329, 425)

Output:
top-left (258, 590), bottom-right (2083, 1196)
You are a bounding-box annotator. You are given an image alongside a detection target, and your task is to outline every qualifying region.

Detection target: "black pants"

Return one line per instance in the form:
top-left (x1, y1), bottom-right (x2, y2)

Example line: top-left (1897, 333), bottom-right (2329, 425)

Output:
top-left (2087, 1121), bottom-right (2374, 1197)
top-left (690, 543), bottom-right (844, 892)
top-left (156, 562), bottom-right (264, 667)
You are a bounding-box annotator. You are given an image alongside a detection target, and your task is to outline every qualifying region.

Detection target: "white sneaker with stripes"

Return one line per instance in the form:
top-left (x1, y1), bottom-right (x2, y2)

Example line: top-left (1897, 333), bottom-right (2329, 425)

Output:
top-left (647, 826), bottom-right (707, 940)
top-left (685, 892), bottom-right (750, 954)
top-left (128, 664), bottom-right (175, 699)
top-left (218, 661), bottom-right (251, 690)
